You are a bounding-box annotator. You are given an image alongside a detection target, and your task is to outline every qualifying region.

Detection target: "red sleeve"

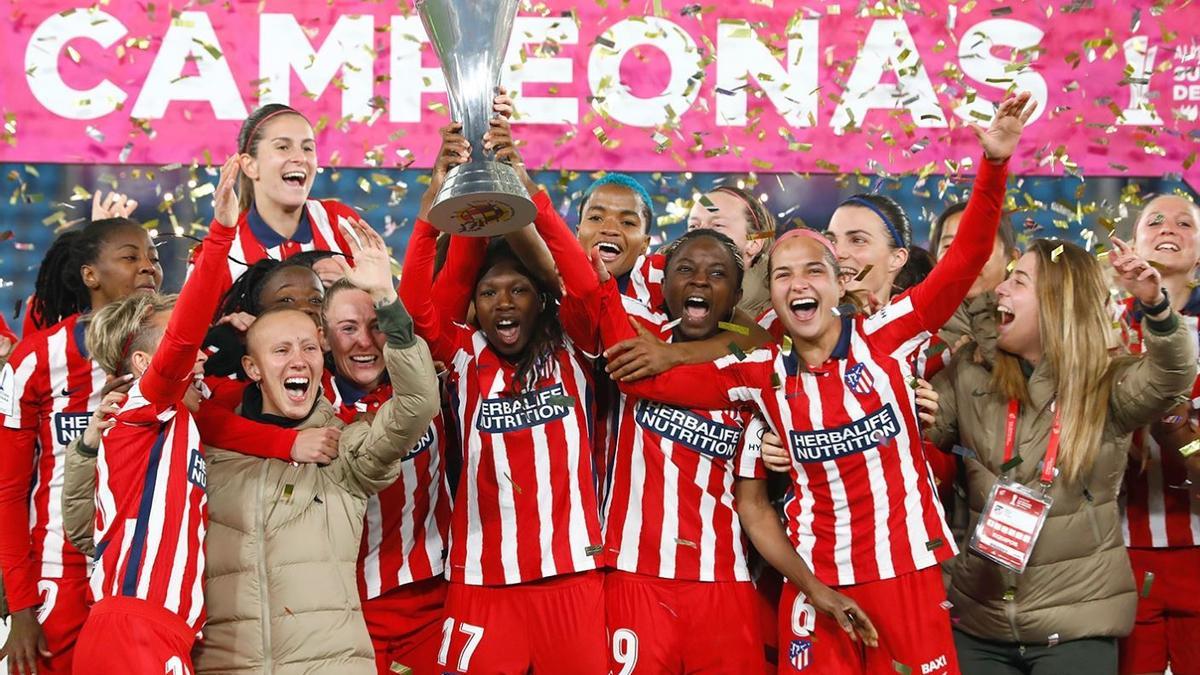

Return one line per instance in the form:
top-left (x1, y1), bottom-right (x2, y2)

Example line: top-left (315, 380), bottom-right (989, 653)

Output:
top-left (431, 232), bottom-right (486, 324)
top-left (193, 399), bottom-right (294, 461)
top-left (141, 225), bottom-right (236, 410)
top-left (865, 157), bottom-right (1008, 355)
top-left (398, 219), bottom-right (469, 363)
top-left (0, 425), bottom-right (41, 611)
top-left (530, 191), bottom-right (601, 351)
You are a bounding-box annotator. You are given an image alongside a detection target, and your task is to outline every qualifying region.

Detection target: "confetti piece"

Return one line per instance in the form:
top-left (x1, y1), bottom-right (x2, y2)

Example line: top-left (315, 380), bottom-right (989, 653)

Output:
top-left (781, 335), bottom-right (793, 354)
top-left (585, 544), bottom-right (603, 556)
top-left (727, 342), bottom-right (747, 360)
top-left (1003, 587), bottom-right (1016, 602)
top-left (1179, 439), bottom-right (1200, 457)
top-left (893, 661), bottom-right (912, 675)
top-left (1001, 456), bottom-right (1023, 472)
top-left (547, 394), bottom-right (576, 408)
top-left (939, 600), bottom-right (954, 610)
top-left (660, 317), bottom-right (683, 333)
top-left (282, 484), bottom-right (294, 502)
top-left (503, 472), bottom-right (524, 494)
top-left (925, 538), bottom-right (944, 551)
top-left (699, 194), bottom-right (718, 212)
top-left (675, 537), bottom-right (698, 548)
top-left (389, 663), bottom-right (413, 675)
top-left (1162, 415), bottom-right (1183, 425)
top-left (1050, 245), bottom-right (1064, 262)
top-left (1047, 633), bottom-right (1060, 647)
top-left (925, 341), bottom-right (949, 358)
top-left (770, 373), bottom-right (783, 389)
top-left (718, 321), bottom-right (750, 336)
top-left (1140, 571), bottom-right (1155, 598)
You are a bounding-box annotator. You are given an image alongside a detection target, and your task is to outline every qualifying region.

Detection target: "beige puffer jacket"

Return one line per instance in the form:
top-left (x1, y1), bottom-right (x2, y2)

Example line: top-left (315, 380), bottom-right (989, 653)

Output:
top-left (195, 310), bottom-right (438, 674)
top-left (927, 308), bottom-right (1196, 644)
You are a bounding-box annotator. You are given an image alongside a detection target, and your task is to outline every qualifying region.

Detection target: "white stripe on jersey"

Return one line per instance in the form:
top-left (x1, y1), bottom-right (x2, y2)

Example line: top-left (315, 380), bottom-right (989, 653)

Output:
top-left (615, 397), bottom-right (646, 573)
top-left (309, 202), bottom-right (342, 253)
top-left (363, 496), bottom-right (384, 596)
top-left (484, 375), bottom-right (523, 586)
top-left (228, 232), bottom-right (249, 281)
top-left (1, 352), bottom-right (39, 427)
top-left (694, 453), bottom-right (717, 582)
top-left (563, 352), bottom-right (593, 574)
top-left (135, 414), bottom-right (176, 599)
top-left (531, 420), bottom-right (557, 580)
top-left (456, 342), bottom-right (484, 585)
top-left (657, 439), bottom-right (679, 579)
top-left (837, 358), bottom-right (895, 580)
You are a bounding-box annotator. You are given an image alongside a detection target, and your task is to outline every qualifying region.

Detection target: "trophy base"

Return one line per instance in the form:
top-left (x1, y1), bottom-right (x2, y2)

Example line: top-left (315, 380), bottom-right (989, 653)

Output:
top-left (427, 161), bottom-right (537, 237)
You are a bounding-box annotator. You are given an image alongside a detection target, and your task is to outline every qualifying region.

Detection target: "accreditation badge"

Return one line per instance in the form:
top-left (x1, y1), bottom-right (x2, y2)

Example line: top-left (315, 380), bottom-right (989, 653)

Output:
top-left (969, 478), bottom-right (1052, 574)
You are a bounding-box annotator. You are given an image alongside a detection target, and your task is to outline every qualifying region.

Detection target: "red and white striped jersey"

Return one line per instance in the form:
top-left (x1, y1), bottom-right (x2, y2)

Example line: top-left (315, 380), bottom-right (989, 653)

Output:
top-left (602, 298), bottom-right (765, 582)
top-left (625, 253), bottom-right (667, 312)
top-left (186, 199), bottom-right (356, 290)
top-left (442, 330), bottom-right (604, 586)
top-left (0, 315), bottom-right (100, 610)
top-left (602, 156), bottom-right (1007, 586)
top-left (756, 307), bottom-right (950, 381)
top-left (91, 381), bottom-right (207, 630)
top-left (1121, 297), bottom-right (1200, 548)
top-left (336, 380), bottom-right (450, 597)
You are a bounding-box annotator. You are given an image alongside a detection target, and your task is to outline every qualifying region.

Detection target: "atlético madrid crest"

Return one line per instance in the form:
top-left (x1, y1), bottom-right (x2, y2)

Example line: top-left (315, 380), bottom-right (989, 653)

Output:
top-left (788, 638), bottom-right (813, 671)
top-left (844, 363), bottom-right (874, 395)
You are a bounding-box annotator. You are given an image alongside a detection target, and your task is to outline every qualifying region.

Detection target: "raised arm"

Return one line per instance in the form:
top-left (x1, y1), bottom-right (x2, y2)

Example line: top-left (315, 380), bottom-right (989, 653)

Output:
top-left (430, 232), bottom-right (487, 324)
top-left (140, 157), bottom-right (240, 410)
top-left (331, 221), bottom-right (439, 495)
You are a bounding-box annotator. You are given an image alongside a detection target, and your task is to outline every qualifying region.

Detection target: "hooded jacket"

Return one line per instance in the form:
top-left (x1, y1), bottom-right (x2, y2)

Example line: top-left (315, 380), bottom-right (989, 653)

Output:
top-left (927, 306), bottom-right (1196, 644)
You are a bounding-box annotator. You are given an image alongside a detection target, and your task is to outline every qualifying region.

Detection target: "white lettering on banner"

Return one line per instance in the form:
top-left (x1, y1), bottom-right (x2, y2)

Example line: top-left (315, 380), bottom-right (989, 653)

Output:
top-left (129, 11), bottom-right (247, 120)
top-left (831, 19), bottom-right (946, 131)
top-left (259, 14), bottom-right (375, 120)
top-left (633, 400), bottom-right (744, 460)
top-left (588, 17), bottom-right (704, 127)
top-left (475, 384), bottom-right (571, 433)
top-left (921, 654), bottom-right (948, 674)
top-left (954, 19), bottom-right (1048, 126)
top-left (715, 18), bottom-right (818, 127)
top-left (23, 9), bottom-right (129, 120)
top-left (389, 17), bottom-right (446, 123)
top-left (502, 17), bottom-right (580, 124)
top-left (788, 405), bottom-right (901, 463)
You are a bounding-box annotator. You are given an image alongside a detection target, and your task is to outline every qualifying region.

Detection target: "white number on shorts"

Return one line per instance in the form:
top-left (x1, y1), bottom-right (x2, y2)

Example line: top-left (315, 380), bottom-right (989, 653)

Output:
top-left (164, 656), bottom-right (191, 675)
top-left (35, 580), bottom-right (58, 624)
top-left (612, 628), bottom-right (638, 674)
top-left (436, 618), bottom-right (486, 671)
top-left (791, 592), bottom-right (816, 638)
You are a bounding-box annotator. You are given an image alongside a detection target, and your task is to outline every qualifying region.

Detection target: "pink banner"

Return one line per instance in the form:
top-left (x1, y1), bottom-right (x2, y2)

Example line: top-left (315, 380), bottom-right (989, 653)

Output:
top-left (2, 0), bottom-right (1199, 186)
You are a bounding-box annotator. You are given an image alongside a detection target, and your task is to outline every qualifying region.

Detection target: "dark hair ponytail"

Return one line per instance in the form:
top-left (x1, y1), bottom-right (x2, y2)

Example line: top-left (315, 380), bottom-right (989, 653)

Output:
top-left (31, 218), bottom-right (141, 329)
top-left (236, 104), bottom-right (307, 212)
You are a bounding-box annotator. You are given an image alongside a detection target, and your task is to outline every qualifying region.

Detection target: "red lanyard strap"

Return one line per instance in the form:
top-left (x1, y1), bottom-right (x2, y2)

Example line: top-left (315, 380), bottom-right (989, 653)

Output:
top-left (1002, 399), bottom-right (1062, 486)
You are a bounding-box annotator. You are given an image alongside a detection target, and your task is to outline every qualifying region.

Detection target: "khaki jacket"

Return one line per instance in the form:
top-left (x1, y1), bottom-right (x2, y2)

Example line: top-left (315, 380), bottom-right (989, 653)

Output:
top-left (928, 309), bottom-right (1196, 644)
top-left (196, 334), bottom-right (437, 674)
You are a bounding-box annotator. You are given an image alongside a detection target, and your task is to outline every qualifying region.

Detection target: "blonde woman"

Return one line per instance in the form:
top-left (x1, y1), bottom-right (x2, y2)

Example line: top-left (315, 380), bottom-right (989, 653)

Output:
top-left (927, 238), bottom-right (1197, 674)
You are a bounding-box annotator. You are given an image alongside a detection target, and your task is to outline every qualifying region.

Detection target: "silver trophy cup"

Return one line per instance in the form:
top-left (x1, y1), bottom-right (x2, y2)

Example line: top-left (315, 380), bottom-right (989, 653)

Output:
top-left (417, 0), bottom-right (536, 237)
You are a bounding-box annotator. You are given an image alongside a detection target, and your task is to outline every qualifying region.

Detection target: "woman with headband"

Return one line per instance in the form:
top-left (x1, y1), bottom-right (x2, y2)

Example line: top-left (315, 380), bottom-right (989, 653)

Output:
top-left (596, 91), bottom-right (1035, 675)
top-left (186, 104), bottom-right (356, 292)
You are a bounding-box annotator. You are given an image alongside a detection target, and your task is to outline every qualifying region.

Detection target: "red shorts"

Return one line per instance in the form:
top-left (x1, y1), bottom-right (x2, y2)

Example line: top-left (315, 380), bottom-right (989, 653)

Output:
top-left (362, 576), bottom-right (448, 675)
top-left (22, 576), bottom-right (90, 674)
top-left (1120, 546), bottom-right (1200, 675)
top-left (604, 571), bottom-right (765, 674)
top-left (778, 566), bottom-right (956, 675)
top-left (439, 571), bottom-right (606, 674)
top-left (73, 597), bottom-right (195, 675)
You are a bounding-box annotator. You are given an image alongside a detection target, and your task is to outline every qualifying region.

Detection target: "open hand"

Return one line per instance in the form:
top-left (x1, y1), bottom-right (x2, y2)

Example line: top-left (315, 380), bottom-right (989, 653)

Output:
top-left (336, 218), bottom-right (397, 305)
top-left (212, 155), bottom-right (241, 229)
top-left (91, 191), bottom-right (139, 220)
top-left (1109, 235), bottom-right (1165, 307)
top-left (971, 91), bottom-right (1037, 162)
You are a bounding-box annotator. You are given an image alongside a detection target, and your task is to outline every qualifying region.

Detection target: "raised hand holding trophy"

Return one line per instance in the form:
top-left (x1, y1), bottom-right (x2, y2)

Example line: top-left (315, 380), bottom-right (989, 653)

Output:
top-left (417, 0), bottom-right (537, 237)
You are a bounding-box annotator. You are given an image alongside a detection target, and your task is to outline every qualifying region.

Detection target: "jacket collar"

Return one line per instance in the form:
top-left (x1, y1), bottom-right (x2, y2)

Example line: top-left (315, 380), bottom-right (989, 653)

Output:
top-left (1024, 358), bottom-right (1058, 417)
top-left (246, 203), bottom-right (313, 249)
top-left (241, 382), bottom-right (321, 428)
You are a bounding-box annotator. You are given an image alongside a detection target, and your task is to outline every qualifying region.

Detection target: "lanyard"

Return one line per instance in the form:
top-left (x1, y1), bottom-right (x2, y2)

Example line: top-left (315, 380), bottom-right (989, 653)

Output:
top-left (1002, 399), bottom-right (1062, 487)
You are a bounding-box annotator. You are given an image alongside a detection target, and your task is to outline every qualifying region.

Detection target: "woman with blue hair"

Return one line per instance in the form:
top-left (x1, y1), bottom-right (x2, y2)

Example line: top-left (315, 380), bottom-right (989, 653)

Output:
top-left (576, 173), bottom-right (654, 284)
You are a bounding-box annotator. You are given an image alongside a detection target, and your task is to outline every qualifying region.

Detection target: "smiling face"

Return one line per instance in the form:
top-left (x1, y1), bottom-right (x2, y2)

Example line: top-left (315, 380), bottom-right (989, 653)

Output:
top-left (687, 191), bottom-right (764, 265)
top-left (934, 211), bottom-right (1011, 298)
top-left (257, 266), bottom-right (324, 319)
top-left (475, 259), bottom-right (542, 357)
top-left (1133, 195), bottom-right (1200, 278)
top-left (241, 114), bottom-right (317, 212)
top-left (577, 183), bottom-right (650, 278)
top-left (994, 251), bottom-right (1042, 362)
top-left (769, 237), bottom-right (843, 344)
top-left (826, 205), bottom-right (907, 302)
top-left (82, 225), bottom-right (163, 308)
top-left (663, 237), bottom-right (743, 341)
top-left (243, 309), bottom-right (326, 419)
top-left (325, 287), bottom-right (386, 391)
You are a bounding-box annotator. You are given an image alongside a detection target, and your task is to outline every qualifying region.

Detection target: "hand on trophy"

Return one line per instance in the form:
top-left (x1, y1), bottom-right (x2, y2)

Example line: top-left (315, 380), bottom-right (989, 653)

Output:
top-left (419, 123), bottom-right (472, 222)
top-left (484, 113), bottom-right (537, 197)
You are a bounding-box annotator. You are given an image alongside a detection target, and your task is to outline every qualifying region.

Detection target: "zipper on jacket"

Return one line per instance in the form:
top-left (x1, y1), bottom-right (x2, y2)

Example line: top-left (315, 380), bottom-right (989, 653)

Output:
top-left (256, 462), bottom-right (273, 673)
top-left (1002, 572), bottom-right (1022, 645)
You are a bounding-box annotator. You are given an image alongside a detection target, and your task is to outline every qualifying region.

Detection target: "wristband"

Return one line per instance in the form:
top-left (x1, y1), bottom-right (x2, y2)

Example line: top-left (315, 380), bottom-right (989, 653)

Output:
top-left (77, 438), bottom-right (99, 458)
top-left (1140, 288), bottom-right (1170, 317)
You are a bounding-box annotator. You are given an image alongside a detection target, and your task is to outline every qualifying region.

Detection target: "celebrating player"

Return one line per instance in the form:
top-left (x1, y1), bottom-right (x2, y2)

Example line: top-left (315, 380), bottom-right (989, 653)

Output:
top-left (398, 121), bottom-right (606, 674)
top-left (597, 91), bottom-right (1034, 674)
top-left (0, 198), bottom-right (161, 674)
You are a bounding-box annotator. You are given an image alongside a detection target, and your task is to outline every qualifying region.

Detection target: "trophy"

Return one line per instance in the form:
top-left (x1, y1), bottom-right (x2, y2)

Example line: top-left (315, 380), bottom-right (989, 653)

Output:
top-left (417, 0), bottom-right (537, 237)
